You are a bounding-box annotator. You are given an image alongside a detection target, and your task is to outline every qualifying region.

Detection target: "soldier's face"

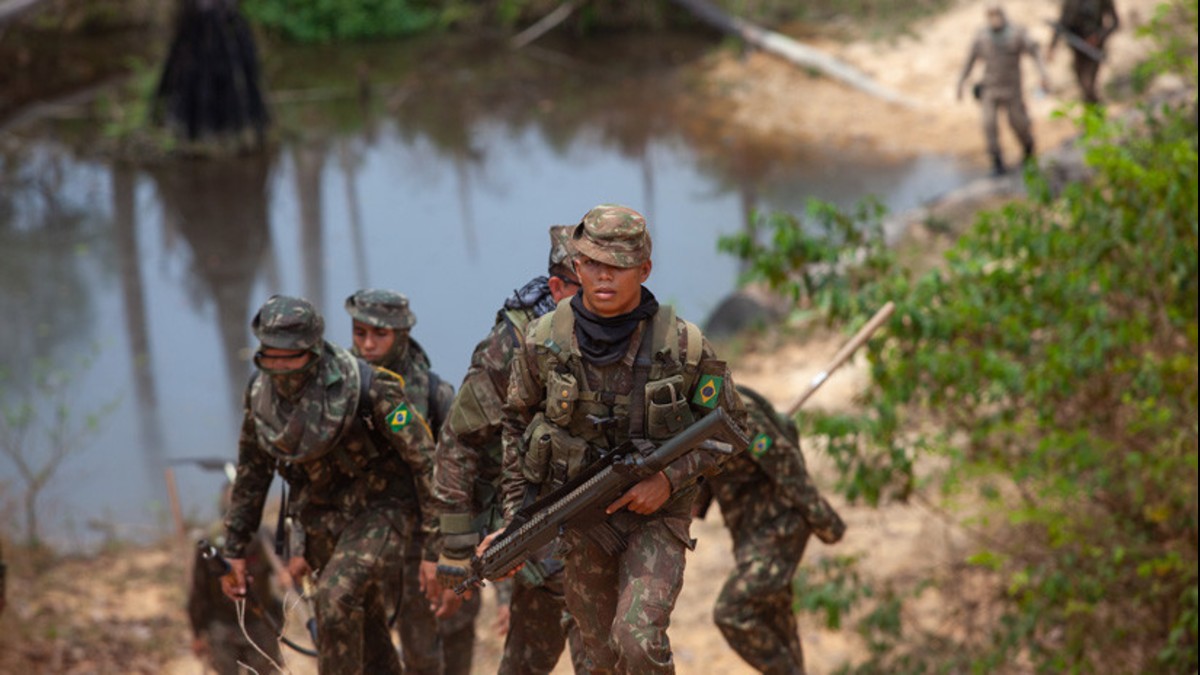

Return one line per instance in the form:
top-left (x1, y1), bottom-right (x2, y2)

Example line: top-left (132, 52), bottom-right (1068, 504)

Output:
top-left (255, 347), bottom-right (314, 373)
top-left (352, 321), bottom-right (397, 363)
top-left (987, 9), bottom-right (1005, 30)
top-left (574, 255), bottom-right (652, 317)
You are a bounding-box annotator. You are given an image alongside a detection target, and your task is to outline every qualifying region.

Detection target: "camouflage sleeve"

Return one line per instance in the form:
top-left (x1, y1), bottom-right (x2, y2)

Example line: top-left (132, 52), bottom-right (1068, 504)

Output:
top-left (432, 377), bottom-right (455, 439)
top-left (499, 321), bottom-right (547, 523)
top-left (435, 322), bottom-right (510, 515)
top-left (370, 372), bottom-right (442, 560)
top-left (958, 34), bottom-right (981, 87)
top-left (224, 389), bottom-right (276, 559)
top-left (660, 334), bottom-right (750, 493)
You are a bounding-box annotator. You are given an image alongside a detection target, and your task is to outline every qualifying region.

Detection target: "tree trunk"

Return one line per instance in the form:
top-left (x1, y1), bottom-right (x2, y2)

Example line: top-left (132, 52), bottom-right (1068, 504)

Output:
top-left (670, 0), bottom-right (914, 107)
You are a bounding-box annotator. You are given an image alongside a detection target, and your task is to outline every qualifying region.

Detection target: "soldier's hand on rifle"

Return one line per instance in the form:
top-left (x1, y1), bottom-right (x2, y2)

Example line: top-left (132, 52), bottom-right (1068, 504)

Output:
top-left (220, 557), bottom-right (249, 600)
top-left (607, 470), bottom-right (672, 515)
top-left (477, 528), bottom-right (523, 582)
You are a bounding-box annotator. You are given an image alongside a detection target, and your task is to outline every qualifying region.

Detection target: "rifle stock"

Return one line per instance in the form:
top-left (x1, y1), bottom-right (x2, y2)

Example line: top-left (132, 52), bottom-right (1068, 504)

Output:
top-left (457, 407), bottom-right (748, 594)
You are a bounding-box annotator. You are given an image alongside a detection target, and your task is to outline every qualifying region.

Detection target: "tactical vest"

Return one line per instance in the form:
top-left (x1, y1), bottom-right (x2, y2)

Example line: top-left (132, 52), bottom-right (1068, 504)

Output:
top-left (520, 299), bottom-right (703, 489)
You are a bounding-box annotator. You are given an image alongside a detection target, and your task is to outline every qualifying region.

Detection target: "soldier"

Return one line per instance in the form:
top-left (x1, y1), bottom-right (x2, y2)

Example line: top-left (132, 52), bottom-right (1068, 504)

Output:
top-left (188, 499), bottom-right (284, 675)
top-left (956, 3), bottom-right (1051, 176)
top-left (220, 294), bottom-right (441, 675)
top-left (342, 288), bottom-right (455, 675)
top-left (694, 386), bottom-right (846, 675)
top-left (490, 204), bottom-right (749, 674)
top-left (434, 225), bottom-right (586, 675)
top-left (1048, 0), bottom-right (1119, 104)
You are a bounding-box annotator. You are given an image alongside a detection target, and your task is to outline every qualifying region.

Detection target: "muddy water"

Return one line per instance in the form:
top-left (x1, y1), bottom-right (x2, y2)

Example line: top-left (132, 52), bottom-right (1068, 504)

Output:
top-left (0, 33), bottom-right (971, 548)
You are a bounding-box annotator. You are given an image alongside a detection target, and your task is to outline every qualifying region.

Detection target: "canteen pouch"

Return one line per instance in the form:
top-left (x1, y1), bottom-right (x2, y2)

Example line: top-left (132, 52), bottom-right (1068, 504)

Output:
top-left (645, 375), bottom-right (694, 440)
top-left (545, 369), bottom-right (579, 426)
top-left (521, 413), bottom-right (553, 485)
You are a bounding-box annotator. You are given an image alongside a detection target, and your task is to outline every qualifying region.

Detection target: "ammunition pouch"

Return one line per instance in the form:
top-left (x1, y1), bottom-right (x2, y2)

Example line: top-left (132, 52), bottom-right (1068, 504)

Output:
top-left (545, 369), bottom-right (579, 426)
top-left (521, 413), bottom-right (591, 488)
top-left (645, 375), bottom-right (695, 440)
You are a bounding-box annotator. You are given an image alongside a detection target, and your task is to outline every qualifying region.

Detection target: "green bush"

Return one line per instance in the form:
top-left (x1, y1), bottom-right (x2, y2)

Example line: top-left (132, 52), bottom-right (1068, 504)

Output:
top-left (241, 0), bottom-right (444, 42)
top-left (722, 52), bottom-right (1197, 675)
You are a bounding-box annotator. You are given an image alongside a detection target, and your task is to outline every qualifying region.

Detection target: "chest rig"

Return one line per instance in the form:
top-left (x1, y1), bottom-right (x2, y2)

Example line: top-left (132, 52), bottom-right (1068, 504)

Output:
top-left (521, 300), bottom-right (703, 489)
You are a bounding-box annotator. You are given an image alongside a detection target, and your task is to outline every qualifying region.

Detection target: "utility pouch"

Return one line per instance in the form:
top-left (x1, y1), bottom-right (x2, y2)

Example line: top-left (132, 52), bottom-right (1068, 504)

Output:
top-left (521, 413), bottom-right (554, 485)
top-left (522, 413), bottom-right (590, 487)
top-left (545, 369), bottom-right (579, 426)
top-left (645, 375), bottom-right (695, 440)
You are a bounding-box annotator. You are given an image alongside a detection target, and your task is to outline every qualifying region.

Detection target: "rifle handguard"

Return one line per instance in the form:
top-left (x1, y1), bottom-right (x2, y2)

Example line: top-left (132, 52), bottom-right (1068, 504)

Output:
top-left (462, 408), bottom-right (748, 593)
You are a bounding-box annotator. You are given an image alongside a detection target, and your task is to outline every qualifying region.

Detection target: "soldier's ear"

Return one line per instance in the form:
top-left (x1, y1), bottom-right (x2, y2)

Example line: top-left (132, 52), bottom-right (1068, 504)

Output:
top-left (638, 260), bottom-right (652, 283)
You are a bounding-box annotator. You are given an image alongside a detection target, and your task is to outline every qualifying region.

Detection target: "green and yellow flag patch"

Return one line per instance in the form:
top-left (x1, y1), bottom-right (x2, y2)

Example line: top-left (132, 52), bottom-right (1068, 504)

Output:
top-left (387, 402), bottom-right (412, 432)
top-left (750, 433), bottom-right (773, 458)
top-left (692, 374), bottom-right (724, 409)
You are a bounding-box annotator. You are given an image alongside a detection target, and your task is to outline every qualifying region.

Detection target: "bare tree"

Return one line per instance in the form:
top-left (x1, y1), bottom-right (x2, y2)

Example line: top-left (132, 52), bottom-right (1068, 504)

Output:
top-left (0, 356), bottom-right (118, 548)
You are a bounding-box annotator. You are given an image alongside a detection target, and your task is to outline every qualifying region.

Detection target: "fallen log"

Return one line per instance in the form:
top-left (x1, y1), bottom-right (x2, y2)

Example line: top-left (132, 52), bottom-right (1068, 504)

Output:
top-left (670, 0), bottom-right (914, 107)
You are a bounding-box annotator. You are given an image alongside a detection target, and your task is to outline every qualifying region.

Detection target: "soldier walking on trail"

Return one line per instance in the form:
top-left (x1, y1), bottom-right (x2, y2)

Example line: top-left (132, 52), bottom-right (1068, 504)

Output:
top-left (957, 3), bottom-right (1051, 176)
top-left (341, 288), bottom-right (456, 675)
top-left (490, 204), bottom-right (750, 674)
top-left (694, 386), bottom-right (846, 675)
top-left (1049, 0), bottom-right (1119, 104)
top-left (220, 294), bottom-right (442, 675)
top-left (434, 225), bottom-right (587, 675)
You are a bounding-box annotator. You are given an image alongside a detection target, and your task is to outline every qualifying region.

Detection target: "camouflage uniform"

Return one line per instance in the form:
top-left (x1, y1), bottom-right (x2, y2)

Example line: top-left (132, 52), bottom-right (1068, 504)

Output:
top-left (224, 295), bottom-right (439, 675)
top-left (696, 386), bottom-right (845, 675)
top-left (188, 531), bottom-right (283, 675)
top-left (346, 289), bottom-right (455, 675)
top-left (1051, 0), bottom-right (1119, 103)
top-left (957, 5), bottom-right (1049, 174)
top-left (435, 225), bottom-right (586, 675)
top-left (500, 205), bottom-right (749, 674)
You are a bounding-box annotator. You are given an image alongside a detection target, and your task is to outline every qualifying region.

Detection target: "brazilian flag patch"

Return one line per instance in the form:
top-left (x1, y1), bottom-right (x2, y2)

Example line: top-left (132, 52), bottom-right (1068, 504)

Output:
top-left (750, 433), bottom-right (773, 458)
top-left (387, 403), bottom-right (412, 432)
top-left (692, 374), bottom-right (724, 409)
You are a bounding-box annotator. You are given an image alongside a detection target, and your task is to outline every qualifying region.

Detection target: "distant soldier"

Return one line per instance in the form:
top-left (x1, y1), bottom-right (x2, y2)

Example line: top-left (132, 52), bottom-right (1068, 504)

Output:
top-left (491, 204), bottom-right (750, 673)
top-left (1049, 0), bottom-right (1119, 104)
top-left (342, 288), bottom-right (455, 675)
top-left (694, 386), bottom-right (846, 675)
top-left (188, 508), bottom-right (283, 675)
top-left (434, 225), bottom-right (586, 674)
top-left (957, 3), bottom-right (1051, 176)
top-left (221, 295), bottom-right (441, 675)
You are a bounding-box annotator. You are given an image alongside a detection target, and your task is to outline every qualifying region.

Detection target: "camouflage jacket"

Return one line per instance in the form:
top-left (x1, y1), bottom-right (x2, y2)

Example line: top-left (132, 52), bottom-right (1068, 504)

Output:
top-left (961, 23), bottom-right (1042, 98)
top-left (1059, 0), bottom-right (1118, 39)
top-left (377, 338), bottom-right (455, 441)
top-left (500, 299), bottom-right (749, 544)
top-left (435, 303), bottom-right (539, 552)
top-left (189, 531), bottom-right (279, 635)
top-left (698, 386), bottom-right (845, 545)
top-left (224, 364), bottom-right (440, 563)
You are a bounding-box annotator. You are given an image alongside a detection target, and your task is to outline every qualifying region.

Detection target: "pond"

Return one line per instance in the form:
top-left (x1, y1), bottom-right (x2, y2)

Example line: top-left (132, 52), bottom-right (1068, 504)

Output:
top-left (0, 32), bottom-right (973, 548)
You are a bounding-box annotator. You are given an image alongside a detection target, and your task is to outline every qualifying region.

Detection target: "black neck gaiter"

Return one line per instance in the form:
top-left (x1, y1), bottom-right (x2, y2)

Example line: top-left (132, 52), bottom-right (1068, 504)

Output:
top-left (570, 287), bottom-right (659, 366)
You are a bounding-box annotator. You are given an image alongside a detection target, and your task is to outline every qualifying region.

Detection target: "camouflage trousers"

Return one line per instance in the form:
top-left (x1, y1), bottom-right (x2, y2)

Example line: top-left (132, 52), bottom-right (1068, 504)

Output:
top-left (397, 547), bottom-right (444, 675)
top-left (714, 513), bottom-right (811, 675)
top-left (561, 517), bottom-right (689, 675)
top-left (440, 585), bottom-right (482, 675)
top-left (203, 619), bottom-right (282, 675)
top-left (498, 567), bottom-right (587, 675)
top-left (311, 507), bottom-right (407, 675)
top-left (982, 93), bottom-right (1033, 157)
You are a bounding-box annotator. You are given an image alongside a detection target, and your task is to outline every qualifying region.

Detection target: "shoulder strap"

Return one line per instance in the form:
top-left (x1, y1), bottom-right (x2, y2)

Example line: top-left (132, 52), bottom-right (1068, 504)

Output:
top-left (628, 318), bottom-right (656, 441)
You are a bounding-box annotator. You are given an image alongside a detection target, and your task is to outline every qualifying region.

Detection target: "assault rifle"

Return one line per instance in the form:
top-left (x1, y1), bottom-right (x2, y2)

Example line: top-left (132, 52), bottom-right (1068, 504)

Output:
top-left (455, 407), bottom-right (749, 594)
top-left (1047, 20), bottom-right (1106, 63)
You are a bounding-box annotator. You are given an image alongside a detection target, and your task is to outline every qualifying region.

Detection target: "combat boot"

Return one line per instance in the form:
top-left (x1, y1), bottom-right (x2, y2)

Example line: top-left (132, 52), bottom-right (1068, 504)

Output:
top-left (990, 151), bottom-right (1007, 176)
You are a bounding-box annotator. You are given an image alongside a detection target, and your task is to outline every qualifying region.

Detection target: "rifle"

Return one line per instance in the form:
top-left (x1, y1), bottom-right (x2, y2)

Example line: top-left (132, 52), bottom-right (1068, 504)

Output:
top-left (456, 407), bottom-right (749, 594)
top-left (1047, 20), bottom-right (1106, 63)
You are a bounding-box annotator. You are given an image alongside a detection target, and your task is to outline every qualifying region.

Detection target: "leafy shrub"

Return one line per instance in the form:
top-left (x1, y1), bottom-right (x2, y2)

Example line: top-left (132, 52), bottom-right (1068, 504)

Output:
top-left (241, 0), bottom-right (444, 42)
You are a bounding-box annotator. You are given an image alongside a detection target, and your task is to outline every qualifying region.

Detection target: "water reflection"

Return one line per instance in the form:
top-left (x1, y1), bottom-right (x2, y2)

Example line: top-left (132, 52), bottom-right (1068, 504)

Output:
top-left (0, 34), bottom-right (974, 548)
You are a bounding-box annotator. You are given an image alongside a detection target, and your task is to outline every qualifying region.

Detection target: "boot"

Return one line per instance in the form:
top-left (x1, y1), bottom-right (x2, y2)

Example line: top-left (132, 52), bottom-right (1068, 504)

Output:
top-left (990, 151), bottom-right (1007, 176)
top-left (1022, 140), bottom-right (1036, 166)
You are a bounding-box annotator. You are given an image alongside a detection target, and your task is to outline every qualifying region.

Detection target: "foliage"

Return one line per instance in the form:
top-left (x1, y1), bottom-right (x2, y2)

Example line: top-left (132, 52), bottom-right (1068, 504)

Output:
top-left (0, 353), bottom-right (120, 548)
top-left (241, 0), bottom-right (446, 43)
top-left (722, 53), bottom-right (1198, 675)
top-left (1131, 0), bottom-right (1198, 94)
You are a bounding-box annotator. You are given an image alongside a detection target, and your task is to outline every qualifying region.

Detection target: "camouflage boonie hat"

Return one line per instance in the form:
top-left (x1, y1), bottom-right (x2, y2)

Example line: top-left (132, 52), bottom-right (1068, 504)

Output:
top-left (344, 288), bottom-right (416, 330)
top-left (571, 204), bottom-right (652, 268)
top-left (548, 224), bottom-right (576, 274)
top-left (251, 295), bottom-right (324, 350)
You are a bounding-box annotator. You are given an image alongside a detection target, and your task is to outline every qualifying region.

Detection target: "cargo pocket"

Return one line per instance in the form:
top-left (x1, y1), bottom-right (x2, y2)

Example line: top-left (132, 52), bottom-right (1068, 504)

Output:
top-left (545, 369), bottom-right (579, 426)
top-left (645, 375), bottom-right (694, 440)
top-left (521, 414), bottom-right (554, 485)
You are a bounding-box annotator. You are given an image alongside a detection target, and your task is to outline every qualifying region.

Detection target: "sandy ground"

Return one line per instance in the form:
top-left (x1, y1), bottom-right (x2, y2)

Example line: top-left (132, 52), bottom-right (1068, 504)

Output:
top-left (0, 2), bottom-right (1172, 673)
